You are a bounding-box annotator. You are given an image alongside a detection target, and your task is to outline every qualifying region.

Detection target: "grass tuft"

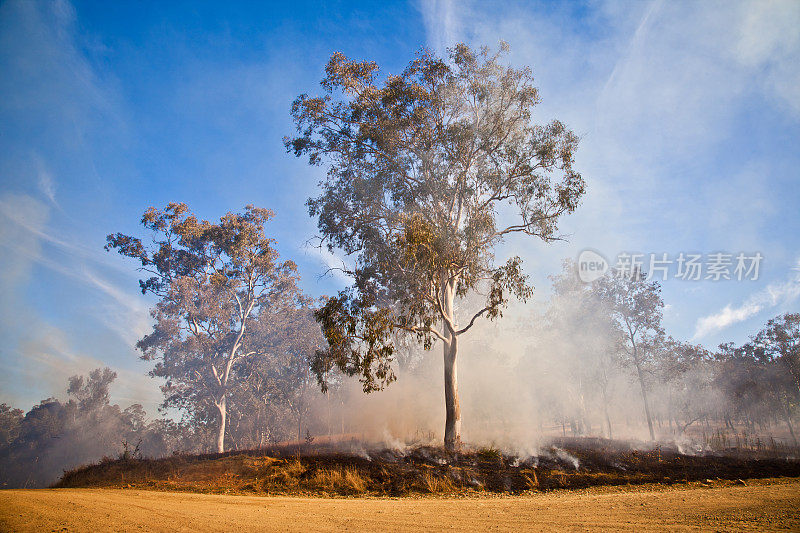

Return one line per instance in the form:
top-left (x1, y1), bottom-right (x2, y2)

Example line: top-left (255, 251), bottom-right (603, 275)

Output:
top-left (308, 467), bottom-right (366, 494)
top-left (418, 471), bottom-right (455, 493)
top-left (476, 446), bottom-right (502, 461)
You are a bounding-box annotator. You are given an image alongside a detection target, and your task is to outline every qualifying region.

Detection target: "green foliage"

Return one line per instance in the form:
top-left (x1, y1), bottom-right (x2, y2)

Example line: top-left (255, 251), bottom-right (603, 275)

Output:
top-left (591, 268), bottom-right (665, 350)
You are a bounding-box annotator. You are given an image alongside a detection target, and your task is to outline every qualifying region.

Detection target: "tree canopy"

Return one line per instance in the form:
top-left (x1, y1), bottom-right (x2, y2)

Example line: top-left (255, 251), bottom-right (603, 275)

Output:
top-left (287, 42), bottom-right (585, 448)
top-left (106, 203), bottom-right (306, 452)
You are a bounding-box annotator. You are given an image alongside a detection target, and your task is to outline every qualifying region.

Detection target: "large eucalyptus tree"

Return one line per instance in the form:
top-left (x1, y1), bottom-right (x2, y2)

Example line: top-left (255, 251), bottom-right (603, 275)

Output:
top-left (287, 43), bottom-right (585, 449)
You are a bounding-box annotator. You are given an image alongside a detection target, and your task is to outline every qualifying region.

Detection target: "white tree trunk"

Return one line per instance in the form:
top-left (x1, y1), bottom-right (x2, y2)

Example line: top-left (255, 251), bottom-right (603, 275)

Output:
top-left (632, 344), bottom-right (655, 440)
top-left (441, 279), bottom-right (461, 450)
top-left (601, 385), bottom-right (613, 440)
top-left (216, 395), bottom-right (227, 453)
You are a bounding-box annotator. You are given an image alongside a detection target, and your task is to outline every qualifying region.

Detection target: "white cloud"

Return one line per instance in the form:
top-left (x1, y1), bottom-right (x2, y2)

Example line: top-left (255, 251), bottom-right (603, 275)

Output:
top-left (0, 192), bottom-right (157, 409)
top-left (693, 260), bottom-right (800, 339)
top-left (34, 155), bottom-right (57, 206)
top-left (734, 0), bottom-right (800, 113)
top-left (692, 302), bottom-right (763, 340)
top-left (418, 0), bottom-right (465, 55)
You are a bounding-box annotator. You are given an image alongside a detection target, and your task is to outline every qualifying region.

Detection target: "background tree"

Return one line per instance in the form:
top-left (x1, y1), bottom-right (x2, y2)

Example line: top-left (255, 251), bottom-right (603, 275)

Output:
top-left (748, 313), bottom-right (800, 398)
top-left (721, 314), bottom-right (800, 445)
top-left (654, 338), bottom-right (714, 435)
top-left (715, 342), bottom-right (776, 435)
top-left (592, 269), bottom-right (664, 440)
top-left (287, 43), bottom-right (585, 449)
top-left (67, 367), bottom-right (116, 415)
top-left (106, 203), bottom-right (302, 452)
top-left (0, 404), bottom-right (23, 450)
top-left (236, 297), bottom-right (323, 443)
top-left (0, 368), bottom-right (173, 488)
top-left (547, 260), bottom-right (623, 438)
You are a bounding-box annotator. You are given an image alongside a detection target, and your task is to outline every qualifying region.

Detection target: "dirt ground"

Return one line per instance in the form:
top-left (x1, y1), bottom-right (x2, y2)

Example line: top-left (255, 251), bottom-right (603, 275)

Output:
top-left (1, 477), bottom-right (798, 532)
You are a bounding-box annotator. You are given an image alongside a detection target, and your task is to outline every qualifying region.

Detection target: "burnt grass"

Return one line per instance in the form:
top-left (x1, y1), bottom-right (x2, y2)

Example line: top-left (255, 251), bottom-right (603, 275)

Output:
top-left (54, 437), bottom-right (800, 497)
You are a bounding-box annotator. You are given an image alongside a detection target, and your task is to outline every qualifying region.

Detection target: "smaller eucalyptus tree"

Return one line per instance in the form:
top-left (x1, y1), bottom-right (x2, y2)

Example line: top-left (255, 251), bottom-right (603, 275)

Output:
top-left (654, 337), bottom-right (713, 435)
top-left (242, 298), bottom-right (323, 442)
top-left (748, 313), bottom-right (800, 398)
top-left (106, 203), bottom-right (301, 453)
top-left (549, 260), bottom-right (624, 439)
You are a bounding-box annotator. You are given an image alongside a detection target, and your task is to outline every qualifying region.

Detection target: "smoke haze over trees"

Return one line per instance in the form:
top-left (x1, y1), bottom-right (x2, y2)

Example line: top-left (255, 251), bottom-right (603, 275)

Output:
top-left (2, 261), bottom-right (797, 487)
top-left (0, 36), bottom-right (798, 489)
top-left (0, 368), bottom-right (178, 488)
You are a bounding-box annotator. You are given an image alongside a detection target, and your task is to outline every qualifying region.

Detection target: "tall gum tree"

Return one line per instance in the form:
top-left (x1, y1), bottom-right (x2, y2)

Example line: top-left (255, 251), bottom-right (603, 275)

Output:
top-left (286, 43), bottom-right (585, 449)
top-left (106, 203), bottom-right (302, 453)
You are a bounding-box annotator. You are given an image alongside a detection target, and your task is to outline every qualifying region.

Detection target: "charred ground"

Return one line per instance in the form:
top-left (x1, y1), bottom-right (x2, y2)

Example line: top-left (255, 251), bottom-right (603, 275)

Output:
top-left (54, 438), bottom-right (800, 497)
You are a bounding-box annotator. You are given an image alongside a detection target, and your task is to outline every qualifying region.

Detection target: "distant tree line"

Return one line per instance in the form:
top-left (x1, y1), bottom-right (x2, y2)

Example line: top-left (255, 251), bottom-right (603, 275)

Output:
top-left (0, 369), bottom-right (176, 488)
top-left (522, 260), bottom-right (799, 446)
top-left (0, 361), bottom-right (333, 487)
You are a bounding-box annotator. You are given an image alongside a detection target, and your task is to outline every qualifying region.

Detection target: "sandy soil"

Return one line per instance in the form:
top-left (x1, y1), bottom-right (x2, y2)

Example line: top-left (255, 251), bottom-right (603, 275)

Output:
top-left (2, 478), bottom-right (799, 532)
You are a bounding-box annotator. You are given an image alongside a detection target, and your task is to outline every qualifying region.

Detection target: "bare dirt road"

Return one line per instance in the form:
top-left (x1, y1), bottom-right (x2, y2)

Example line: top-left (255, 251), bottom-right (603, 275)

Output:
top-left (2, 478), bottom-right (798, 532)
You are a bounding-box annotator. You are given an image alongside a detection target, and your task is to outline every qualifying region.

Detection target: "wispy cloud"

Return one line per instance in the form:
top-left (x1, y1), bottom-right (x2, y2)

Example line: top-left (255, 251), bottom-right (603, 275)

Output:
top-left (0, 192), bottom-right (130, 274)
top-left (0, 194), bottom-right (150, 345)
top-left (693, 260), bottom-right (800, 340)
top-left (17, 324), bottom-right (160, 411)
top-left (82, 268), bottom-right (151, 346)
top-left (0, 193), bottom-right (51, 284)
top-left (418, 0), bottom-right (464, 54)
top-left (734, 0), bottom-right (800, 113)
top-left (34, 155), bottom-right (57, 206)
top-left (0, 192), bottom-right (155, 408)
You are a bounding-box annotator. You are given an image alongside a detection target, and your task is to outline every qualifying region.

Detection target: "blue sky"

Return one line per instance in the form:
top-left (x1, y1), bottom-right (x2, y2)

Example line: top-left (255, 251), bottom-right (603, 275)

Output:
top-left (1, 0), bottom-right (798, 412)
